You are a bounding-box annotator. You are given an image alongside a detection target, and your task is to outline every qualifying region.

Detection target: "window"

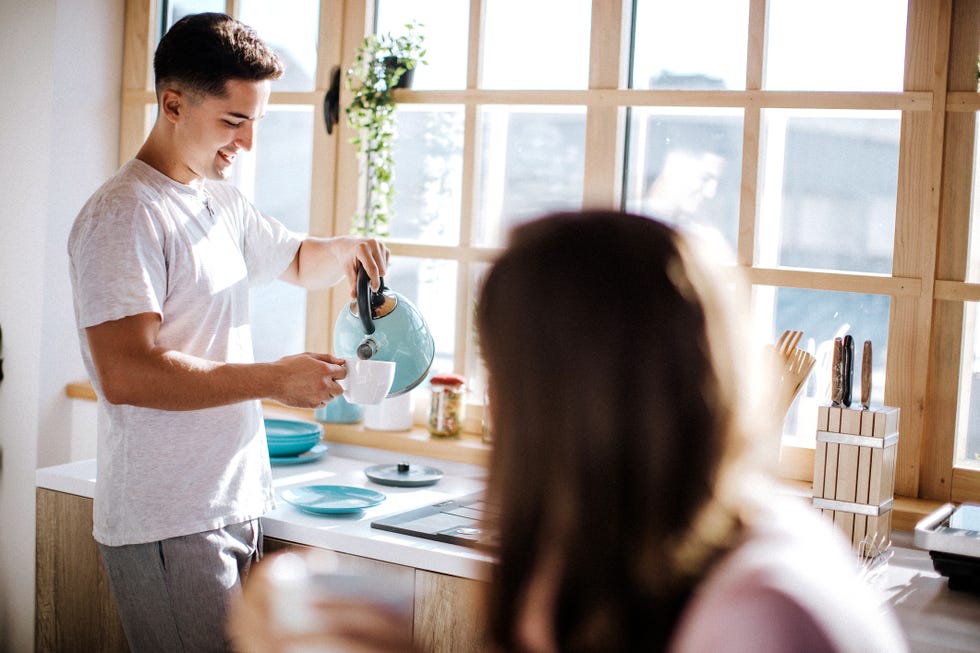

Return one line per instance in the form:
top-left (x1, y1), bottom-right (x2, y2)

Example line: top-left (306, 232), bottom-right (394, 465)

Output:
top-left (947, 113), bottom-right (980, 470)
top-left (157, 0), bottom-right (320, 364)
top-left (124, 0), bottom-right (980, 504)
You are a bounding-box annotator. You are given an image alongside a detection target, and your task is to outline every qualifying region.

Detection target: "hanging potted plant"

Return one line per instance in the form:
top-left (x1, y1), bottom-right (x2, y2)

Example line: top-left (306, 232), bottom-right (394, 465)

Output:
top-left (337, 23), bottom-right (426, 430)
top-left (345, 21), bottom-right (427, 239)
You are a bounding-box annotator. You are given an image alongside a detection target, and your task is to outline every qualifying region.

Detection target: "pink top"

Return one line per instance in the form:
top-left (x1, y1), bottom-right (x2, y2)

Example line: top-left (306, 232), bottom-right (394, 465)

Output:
top-left (669, 492), bottom-right (908, 653)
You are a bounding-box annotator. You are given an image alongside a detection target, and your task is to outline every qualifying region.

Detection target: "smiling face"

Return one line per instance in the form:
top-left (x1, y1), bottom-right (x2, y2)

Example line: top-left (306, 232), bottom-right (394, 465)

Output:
top-left (163, 78), bottom-right (271, 184)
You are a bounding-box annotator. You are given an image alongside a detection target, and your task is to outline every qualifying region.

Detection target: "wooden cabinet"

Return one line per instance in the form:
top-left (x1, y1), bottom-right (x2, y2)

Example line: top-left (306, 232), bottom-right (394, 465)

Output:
top-left (35, 488), bottom-right (128, 653)
top-left (414, 569), bottom-right (488, 653)
top-left (35, 489), bottom-right (486, 653)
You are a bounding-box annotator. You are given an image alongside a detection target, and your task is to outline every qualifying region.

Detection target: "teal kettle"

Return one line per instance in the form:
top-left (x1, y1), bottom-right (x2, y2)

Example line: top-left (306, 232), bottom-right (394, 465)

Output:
top-left (333, 267), bottom-right (435, 396)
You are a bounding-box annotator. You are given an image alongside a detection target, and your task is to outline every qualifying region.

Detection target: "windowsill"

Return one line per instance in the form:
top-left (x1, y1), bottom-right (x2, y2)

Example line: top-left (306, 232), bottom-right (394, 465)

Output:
top-left (65, 381), bottom-right (491, 467)
top-left (65, 381), bottom-right (937, 524)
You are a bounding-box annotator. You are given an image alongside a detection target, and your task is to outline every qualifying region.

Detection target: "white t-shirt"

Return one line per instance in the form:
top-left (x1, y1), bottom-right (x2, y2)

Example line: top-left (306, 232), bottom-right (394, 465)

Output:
top-left (68, 159), bottom-right (303, 546)
top-left (669, 490), bottom-right (909, 653)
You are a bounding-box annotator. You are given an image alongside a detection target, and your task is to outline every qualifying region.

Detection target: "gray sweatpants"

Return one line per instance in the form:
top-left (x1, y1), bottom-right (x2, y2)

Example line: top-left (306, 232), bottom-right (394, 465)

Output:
top-left (98, 519), bottom-right (262, 652)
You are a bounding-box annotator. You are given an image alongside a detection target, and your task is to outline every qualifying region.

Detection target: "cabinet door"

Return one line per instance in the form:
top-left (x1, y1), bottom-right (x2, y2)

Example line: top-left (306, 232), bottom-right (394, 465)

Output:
top-left (35, 489), bottom-right (128, 653)
top-left (414, 569), bottom-right (488, 653)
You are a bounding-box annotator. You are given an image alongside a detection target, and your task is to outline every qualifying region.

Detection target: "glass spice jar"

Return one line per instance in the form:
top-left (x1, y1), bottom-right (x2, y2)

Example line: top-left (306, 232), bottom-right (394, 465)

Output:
top-left (428, 373), bottom-right (466, 438)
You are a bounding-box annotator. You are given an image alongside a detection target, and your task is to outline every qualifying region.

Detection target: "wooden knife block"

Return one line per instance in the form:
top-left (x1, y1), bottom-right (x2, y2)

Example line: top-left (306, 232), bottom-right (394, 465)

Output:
top-left (812, 404), bottom-right (899, 548)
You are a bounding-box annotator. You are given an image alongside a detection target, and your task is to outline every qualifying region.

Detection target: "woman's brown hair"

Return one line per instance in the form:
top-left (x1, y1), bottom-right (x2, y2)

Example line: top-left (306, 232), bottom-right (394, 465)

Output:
top-left (477, 210), bottom-right (755, 651)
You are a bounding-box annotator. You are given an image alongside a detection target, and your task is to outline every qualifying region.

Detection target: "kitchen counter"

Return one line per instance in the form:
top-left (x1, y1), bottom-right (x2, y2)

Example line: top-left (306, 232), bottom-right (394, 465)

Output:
top-left (876, 530), bottom-right (980, 653)
top-left (35, 444), bottom-right (980, 651)
top-left (35, 441), bottom-right (495, 581)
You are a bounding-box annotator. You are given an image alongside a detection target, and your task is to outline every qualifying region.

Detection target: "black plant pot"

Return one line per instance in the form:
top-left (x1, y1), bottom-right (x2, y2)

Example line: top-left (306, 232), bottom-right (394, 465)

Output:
top-left (382, 56), bottom-right (415, 89)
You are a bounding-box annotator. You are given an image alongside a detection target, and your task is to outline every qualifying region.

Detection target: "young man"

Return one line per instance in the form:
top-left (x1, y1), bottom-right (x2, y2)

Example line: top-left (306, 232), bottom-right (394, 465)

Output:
top-left (67, 13), bottom-right (387, 651)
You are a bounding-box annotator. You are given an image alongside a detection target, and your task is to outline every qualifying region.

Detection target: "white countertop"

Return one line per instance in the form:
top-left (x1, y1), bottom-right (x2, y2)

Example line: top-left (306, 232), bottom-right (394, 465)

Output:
top-left (877, 531), bottom-right (980, 653)
top-left (35, 441), bottom-right (495, 581)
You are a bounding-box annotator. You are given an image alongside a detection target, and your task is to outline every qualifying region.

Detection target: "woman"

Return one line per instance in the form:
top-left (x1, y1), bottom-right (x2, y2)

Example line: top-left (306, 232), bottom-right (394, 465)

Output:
top-left (477, 210), bottom-right (905, 652)
top-left (229, 211), bottom-right (907, 652)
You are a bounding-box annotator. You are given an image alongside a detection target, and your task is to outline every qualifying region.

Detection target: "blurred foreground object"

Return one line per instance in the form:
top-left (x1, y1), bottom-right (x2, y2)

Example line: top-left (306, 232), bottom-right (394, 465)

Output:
top-left (228, 550), bottom-right (414, 653)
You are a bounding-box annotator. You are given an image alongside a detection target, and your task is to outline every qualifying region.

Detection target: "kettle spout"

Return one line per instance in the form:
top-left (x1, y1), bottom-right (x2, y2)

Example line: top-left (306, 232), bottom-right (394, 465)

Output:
top-left (357, 338), bottom-right (379, 360)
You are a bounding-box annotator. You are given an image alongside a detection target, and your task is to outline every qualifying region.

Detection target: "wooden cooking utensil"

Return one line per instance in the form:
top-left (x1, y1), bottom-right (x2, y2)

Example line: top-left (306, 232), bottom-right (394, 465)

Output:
top-left (776, 329), bottom-right (803, 358)
top-left (769, 330), bottom-right (817, 420)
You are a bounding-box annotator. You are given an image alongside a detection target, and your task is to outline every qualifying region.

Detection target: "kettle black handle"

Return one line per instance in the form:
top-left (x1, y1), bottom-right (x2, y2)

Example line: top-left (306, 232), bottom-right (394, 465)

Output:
top-left (356, 266), bottom-right (385, 335)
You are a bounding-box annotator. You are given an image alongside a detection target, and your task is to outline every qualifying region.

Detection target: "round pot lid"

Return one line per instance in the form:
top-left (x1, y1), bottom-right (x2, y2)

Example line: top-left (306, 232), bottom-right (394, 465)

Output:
top-left (364, 463), bottom-right (443, 487)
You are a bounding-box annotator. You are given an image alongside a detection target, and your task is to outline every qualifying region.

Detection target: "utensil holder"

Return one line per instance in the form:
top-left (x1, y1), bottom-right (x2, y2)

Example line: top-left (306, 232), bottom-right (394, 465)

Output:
top-left (812, 404), bottom-right (899, 548)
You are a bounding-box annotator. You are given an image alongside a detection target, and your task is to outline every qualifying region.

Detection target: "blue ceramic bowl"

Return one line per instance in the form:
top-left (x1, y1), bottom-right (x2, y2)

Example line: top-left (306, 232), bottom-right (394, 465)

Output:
top-left (267, 432), bottom-right (321, 457)
top-left (265, 419), bottom-right (323, 457)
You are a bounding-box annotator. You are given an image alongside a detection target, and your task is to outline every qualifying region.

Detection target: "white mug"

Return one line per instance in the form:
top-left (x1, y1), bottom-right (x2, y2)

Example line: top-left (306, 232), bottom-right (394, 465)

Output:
top-left (338, 358), bottom-right (396, 405)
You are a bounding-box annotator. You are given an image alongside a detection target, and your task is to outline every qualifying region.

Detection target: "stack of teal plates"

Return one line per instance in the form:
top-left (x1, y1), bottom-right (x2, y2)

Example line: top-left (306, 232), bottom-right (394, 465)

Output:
top-left (265, 418), bottom-right (323, 459)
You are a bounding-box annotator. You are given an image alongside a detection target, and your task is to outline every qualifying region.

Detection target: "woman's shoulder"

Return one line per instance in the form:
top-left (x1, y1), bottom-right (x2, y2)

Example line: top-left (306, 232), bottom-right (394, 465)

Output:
top-left (669, 492), bottom-right (908, 653)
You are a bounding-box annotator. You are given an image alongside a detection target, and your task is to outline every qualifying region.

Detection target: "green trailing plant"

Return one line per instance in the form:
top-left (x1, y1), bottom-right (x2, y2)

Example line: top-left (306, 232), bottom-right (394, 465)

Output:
top-left (345, 22), bottom-right (427, 238)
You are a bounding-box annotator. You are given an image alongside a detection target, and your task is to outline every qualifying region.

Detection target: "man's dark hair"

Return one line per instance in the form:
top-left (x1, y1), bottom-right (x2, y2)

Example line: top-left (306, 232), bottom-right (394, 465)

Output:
top-left (153, 12), bottom-right (284, 98)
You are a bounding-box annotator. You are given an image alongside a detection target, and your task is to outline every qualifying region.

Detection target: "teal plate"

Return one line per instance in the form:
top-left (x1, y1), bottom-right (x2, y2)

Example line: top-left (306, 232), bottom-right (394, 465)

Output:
top-left (281, 485), bottom-right (386, 514)
top-left (265, 418), bottom-right (322, 438)
top-left (270, 443), bottom-right (328, 466)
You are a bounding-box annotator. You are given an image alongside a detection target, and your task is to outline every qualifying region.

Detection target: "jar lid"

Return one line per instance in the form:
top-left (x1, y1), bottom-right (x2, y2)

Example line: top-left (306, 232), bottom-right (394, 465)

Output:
top-left (430, 372), bottom-right (466, 388)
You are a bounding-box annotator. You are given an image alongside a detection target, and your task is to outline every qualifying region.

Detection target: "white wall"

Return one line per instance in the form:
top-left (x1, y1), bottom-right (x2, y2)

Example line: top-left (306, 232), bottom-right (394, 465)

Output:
top-left (0, 0), bottom-right (123, 650)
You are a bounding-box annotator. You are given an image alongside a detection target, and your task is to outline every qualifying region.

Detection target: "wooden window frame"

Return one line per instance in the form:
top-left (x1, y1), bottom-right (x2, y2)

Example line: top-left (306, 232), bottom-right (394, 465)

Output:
top-left (117, 0), bottom-right (980, 503)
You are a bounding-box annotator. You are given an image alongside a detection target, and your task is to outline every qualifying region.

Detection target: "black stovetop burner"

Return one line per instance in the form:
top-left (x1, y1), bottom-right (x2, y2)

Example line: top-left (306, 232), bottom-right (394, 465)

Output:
top-left (371, 492), bottom-right (499, 551)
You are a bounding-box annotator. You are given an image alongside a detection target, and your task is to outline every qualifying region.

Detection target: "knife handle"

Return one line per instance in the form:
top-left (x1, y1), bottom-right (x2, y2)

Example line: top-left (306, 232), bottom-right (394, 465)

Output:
top-left (831, 337), bottom-right (843, 407)
top-left (842, 335), bottom-right (854, 408)
top-left (861, 340), bottom-right (872, 409)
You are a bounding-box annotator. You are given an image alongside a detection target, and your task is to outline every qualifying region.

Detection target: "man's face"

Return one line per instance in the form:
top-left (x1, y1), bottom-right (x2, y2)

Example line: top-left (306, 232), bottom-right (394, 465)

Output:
top-left (170, 78), bottom-right (271, 183)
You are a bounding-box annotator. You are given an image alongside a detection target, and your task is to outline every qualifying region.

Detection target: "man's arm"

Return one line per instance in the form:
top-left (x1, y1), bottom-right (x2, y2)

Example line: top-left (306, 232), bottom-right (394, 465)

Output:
top-left (278, 236), bottom-right (389, 296)
top-left (86, 312), bottom-right (345, 410)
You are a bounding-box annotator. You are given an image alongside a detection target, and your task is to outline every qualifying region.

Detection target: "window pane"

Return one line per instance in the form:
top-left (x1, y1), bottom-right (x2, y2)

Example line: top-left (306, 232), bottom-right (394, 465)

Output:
top-left (164, 0), bottom-right (225, 31)
top-left (957, 302), bottom-right (980, 464)
top-left (391, 105), bottom-right (465, 245)
top-left (754, 286), bottom-right (890, 442)
top-left (757, 110), bottom-right (900, 274)
top-left (388, 257), bottom-right (458, 382)
top-left (376, 0), bottom-right (469, 89)
top-left (624, 108), bottom-right (743, 253)
top-left (765, 0), bottom-right (907, 92)
top-left (481, 0), bottom-right (591, 90)
top-left (632, 0), bottom-right (749, 90)
top-left (244, 107), bottom-right (314, 362)
top-left (239, 0), bottom-right (319, 92)
top-left (248, 107), bottom-right (313, 231)
top-left (475, 106), bottom-right (586, 247)
top-left (960, 119), bottom-right (980, 464)
top-left (965, 116), bottom-right (980, 282)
